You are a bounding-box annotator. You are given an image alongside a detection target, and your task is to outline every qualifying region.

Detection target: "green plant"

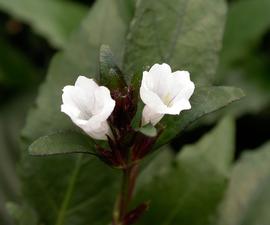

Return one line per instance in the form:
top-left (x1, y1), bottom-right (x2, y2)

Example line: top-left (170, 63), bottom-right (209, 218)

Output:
top-left (0, 0), bottom-right (269, 225)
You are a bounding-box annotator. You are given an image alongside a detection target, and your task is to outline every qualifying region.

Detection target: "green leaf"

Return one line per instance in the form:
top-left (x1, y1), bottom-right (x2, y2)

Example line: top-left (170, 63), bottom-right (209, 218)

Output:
top-left (155, 86), bottom-right (244, 148)
top-left (217, 141), bottom-right (270, 225)
top-left (0, 190), bottom-right (13, 225)
top-left (220, 0), bottom-right (270, 69)
top-left (29, 131), bottom-right (96, 156)
top-left (0, 97), bottom-right (33, 191)
top-left (137, 124), bottom-right (157, 137)
top-left (115, 0), bottom-right (135, 23)
top-left (20, 155), bottom-right (120, 225)
top-left (131, 101), bottom-right (144, 129)
top-left (135, 117), bottom-right (235, 225)
top-left (0, 119), bottom-right (20, 201)
top-left (123, 0), bottom-right (227, 84)
top-left (0, 0), bottom-right (88, 48)
top-left (218, 0), bottom-right (270, 89)
top-left (0, 37), bottom-right (38, 88)
top-left (216, 0), bottom-right (270, 116)
top-left (137, 147), bottom-right (174, 190)
top-left (6, 202), bottom-right (38, 225)
top-left (20, 0), bottom-right (133, 224)
top-left (99, 45), bottom-right (126, 89)
top-left (0, 93), bottom-right (35, 225)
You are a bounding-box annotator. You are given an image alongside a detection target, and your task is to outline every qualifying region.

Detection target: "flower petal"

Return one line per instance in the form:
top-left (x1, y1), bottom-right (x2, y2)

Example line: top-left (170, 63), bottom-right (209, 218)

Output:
top-left (165, 98), bottom-right (191, 115)
top-left (61, 104), bottom-right (80, 120)
top-left (62, 85), bottom-right (93, 120)
top-left (87, 86), bottom-right (115, 130)
top-left (140, 63), bottom-right (195, 125)
top-left (140, 83), bottom-right (167, 113)
top-left (170, 71), bottom-right (195, 99)
top-left (142, 105), bottom-right (164, 126)
top-left (82, 121), bottom-right (110, 140)
top-left (75, 76), bottom-right (99, 91)
top-left (149, 63), bottom-right (172, 74)
top-left (61, 76), bottom-right (115, 140)
top-left (170, 81), bottom-right (195, 105)
top-left (147, 64), bottom-right (171, 98)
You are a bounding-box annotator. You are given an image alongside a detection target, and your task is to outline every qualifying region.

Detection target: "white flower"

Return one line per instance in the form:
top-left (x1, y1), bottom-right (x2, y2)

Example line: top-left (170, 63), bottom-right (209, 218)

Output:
top-left (61, 76), bottom-right (115, 140)
top-left (140, 63), bottom-right (195, 126)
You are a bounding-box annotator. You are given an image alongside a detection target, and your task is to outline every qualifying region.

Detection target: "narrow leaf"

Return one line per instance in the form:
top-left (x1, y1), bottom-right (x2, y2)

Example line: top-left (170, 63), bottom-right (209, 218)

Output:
top-left (29, 131), bottom-right (96, 156)
top-left (155, 86), bottom-right (244, 148)
top-left (137, 124), bottom-right (157, 137)
top-left (99, 45), bottom-right (126, 89)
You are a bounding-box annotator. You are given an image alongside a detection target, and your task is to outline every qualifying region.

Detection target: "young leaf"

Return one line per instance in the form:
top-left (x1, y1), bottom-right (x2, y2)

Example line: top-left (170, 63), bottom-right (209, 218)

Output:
top-left (135, 117), bottom-right (235, 225)
top-left (217, 141), bottom-right (270, 225)
top-left (29, 131), bottom-right (96, 156)
top-left (155, 86), bottom-right (244, 148)
top-left (131, 101), bottom-right (143, 129)
top-left (0, 0), bottom-right (88, 48)
top-left (136, 124), bottom-right (157, 137)
top-left (99, 45), bottom-right (126, 89)
top-left (123, 0), bottom-right (227, 84)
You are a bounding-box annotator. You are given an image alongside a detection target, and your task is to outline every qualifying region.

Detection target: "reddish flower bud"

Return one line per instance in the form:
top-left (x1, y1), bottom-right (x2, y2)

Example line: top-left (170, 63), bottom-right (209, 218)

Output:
top-left (131, 133), bottom-right (157, 161)
top-left (109, 86), bottom-right (137, 136)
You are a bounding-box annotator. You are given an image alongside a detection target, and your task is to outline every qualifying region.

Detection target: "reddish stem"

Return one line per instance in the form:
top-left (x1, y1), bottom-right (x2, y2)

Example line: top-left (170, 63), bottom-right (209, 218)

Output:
top-left (113, 164), bottom-right (139, 225)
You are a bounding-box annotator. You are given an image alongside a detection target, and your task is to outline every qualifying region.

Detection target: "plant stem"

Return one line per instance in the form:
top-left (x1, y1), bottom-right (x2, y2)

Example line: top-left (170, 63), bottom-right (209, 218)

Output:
top-left (113, 163), bottom-right (139, 225)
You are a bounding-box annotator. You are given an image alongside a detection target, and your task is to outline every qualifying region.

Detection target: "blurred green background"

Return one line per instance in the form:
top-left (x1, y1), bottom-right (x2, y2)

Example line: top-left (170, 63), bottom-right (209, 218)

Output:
top-left (0, 0), bottom-right (269, 224)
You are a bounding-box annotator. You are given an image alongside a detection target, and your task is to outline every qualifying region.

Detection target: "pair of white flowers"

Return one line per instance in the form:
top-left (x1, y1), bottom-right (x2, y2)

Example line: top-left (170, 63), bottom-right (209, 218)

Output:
top-left (61, 63), bottom-right (195, 140)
